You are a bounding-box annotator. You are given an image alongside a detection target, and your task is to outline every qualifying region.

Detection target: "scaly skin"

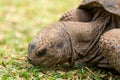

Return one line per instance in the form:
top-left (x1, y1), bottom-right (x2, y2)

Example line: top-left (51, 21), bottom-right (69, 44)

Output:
top-left (28, 1), bottom-right (120, 73)
top-left (60, 9), bottom-right (92, 22)
top-left (60, 7), bottom-right (120, 73)
top-left (28, 22), bottom-right (72, 67)
top-left (99, 29), bottom-right (120, 73)
top-left (28, 19), bottom-right (108, 67)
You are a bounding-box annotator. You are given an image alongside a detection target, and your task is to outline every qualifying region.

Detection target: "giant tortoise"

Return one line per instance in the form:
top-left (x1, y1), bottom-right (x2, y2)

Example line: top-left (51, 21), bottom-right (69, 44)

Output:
top-left (28, 0), bottom-right (120, 73)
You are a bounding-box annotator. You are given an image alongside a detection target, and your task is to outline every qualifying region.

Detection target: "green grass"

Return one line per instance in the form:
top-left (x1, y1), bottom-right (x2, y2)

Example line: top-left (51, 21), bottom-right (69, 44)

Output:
top-left (0, 0), bottom-right (119, 80)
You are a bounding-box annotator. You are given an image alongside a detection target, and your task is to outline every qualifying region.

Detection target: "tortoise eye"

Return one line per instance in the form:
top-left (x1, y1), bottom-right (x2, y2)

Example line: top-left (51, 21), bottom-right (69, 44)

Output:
top-left (37, 48), bottom-right (47, 57)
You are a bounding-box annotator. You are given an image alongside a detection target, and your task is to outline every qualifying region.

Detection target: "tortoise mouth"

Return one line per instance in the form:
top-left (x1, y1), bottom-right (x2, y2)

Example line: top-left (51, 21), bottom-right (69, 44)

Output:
top-left (27, 55), bottom-right (58, 67)
top-left (27, 57), bottom-right (32, 64)
top-left (27, 57), bottom-right (37, 66)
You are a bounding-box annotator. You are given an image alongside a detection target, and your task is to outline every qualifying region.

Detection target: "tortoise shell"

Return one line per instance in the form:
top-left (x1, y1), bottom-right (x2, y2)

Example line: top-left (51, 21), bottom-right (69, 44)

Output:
top-left (78, 0), bottom-right (120, 16)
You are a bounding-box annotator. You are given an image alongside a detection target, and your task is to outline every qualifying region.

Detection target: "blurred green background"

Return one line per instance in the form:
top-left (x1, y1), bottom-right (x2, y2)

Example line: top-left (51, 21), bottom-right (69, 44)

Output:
top-left (0, 0), bottom-right (119, 79)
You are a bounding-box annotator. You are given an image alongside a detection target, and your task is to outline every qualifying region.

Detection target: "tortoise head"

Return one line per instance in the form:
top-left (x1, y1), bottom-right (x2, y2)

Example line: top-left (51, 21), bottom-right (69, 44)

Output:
top-left (28, 22), bottom-right (72, 67)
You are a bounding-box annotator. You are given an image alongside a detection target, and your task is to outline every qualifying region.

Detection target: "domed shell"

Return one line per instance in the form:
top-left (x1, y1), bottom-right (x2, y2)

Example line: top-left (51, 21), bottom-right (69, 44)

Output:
top-left (78, 0), bottom-right (120, 16)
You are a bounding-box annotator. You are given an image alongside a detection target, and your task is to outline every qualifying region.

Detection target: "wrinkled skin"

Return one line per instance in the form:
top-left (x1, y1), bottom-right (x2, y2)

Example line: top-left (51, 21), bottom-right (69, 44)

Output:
top-left (28, 22), bottom-right (72, 67)
top-left (28, 8), bottom-right (109, 67)
top-left (28, 0), bottom-right (120, 73)
top-left (28, 9), bottom-right (94, 67)
top-left (28, 21), bottom-right (104, 67)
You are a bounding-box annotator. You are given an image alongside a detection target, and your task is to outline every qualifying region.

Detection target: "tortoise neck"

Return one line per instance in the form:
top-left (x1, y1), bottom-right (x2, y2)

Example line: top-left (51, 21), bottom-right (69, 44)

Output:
top-left (110, 14), bottom-right (120, 28)
top-left (91, 7), bottom-right (110, 21)
top-left (61, 21), bottom-right (105, 65)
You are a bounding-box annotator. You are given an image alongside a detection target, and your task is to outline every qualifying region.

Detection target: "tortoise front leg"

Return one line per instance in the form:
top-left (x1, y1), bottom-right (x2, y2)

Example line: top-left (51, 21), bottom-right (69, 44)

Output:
top-left (59, 9), bottom-right (92, 22)
top-left (99, 29), bottom-right (120, 73)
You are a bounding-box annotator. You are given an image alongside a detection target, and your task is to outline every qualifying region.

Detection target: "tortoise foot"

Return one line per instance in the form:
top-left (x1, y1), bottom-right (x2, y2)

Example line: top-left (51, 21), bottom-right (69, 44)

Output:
top-left (99, 29), bottom-right (120, 73)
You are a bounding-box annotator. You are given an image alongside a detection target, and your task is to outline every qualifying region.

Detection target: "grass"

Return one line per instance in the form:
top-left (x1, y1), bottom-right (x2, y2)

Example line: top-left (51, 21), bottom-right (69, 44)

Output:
top-left (0, 0), bottom-right (119, 80)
